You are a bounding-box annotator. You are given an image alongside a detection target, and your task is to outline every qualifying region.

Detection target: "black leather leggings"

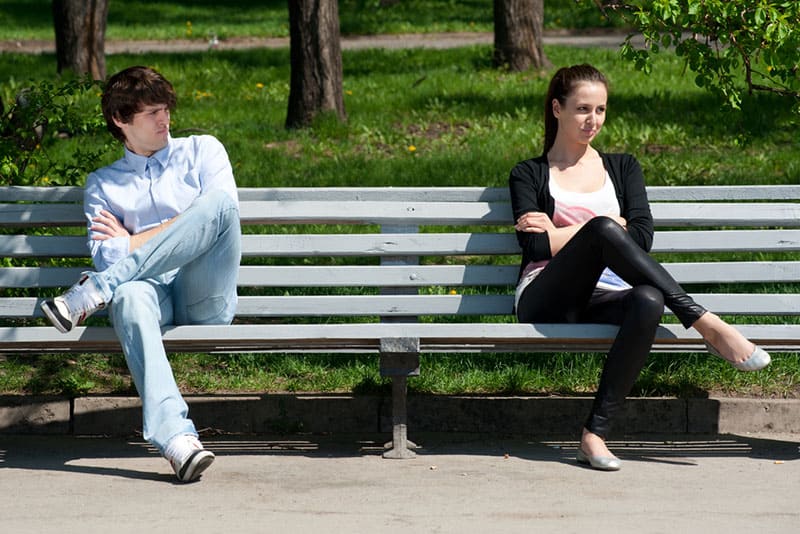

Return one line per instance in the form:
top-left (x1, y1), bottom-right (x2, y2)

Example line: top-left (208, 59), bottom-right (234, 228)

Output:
top-left (516, 217), bottom-right (707, 439)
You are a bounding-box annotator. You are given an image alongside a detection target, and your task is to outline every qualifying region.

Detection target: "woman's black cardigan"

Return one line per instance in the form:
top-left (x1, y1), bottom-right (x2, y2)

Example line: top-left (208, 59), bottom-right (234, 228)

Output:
top-left (508, 152), bottom-right (655, 276)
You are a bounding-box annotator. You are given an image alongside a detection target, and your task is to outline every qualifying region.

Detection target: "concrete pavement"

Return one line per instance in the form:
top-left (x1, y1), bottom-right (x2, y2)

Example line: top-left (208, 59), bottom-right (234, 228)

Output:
top-left (0, 431), bottom-right (797, 533)
top-left (3, 394), bottom-right (799, 533)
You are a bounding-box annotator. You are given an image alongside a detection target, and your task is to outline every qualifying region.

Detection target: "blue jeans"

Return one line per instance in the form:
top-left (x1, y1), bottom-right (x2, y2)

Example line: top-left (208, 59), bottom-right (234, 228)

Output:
top-left (89, 190), bottom-right (241, 453)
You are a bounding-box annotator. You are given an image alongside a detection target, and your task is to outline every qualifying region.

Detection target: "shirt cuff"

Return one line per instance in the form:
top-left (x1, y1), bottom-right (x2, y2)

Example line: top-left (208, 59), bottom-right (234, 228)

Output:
top-left (93, 236), bottom-right (130, 272)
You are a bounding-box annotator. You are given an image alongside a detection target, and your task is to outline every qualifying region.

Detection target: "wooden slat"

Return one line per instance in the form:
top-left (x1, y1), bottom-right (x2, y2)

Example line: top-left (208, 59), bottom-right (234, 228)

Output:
top-left (239, 261), bottom-right (800, 287)
top-left (241, 185), bottom-right (800, 202)
top-left (664, 261), bottom-right (800, 284)
top-left (0, 235), bottom-right (88, 257)
top-left (237, 187), bottom-right (510, 202)
top-left (0, 295), bottom-right (514, 318)
top-left (650, 203), bottom-right (800, 227)
top-left (0, 186), bottom-right (83, 202)
top-left (233, 294), bottom-right (800, 317)
top-left (4, 198), bottom-right (800, 229)
top-left (652, 229), bottom-right (800, 252)
top-left (240, 233), bottom-right (519, 256)
top-left (238, 200), bottom-right (511, 225)
top-left (3, 185), bottom-right (800, 203)
top-left (646, 185), bottom-right (800, 201)
top-left (5, 261), bottom-right (799, 289)
top-left (0, 203), bottom-right (85, 227)
top-left (0, 267), bottom-right (88, 288)
top-left (236, 264), bottom-right (519, 287)
top-left (244, 230), bottom-right (800, 256)
top-left (3, 293), bottom-right (799, 320)
top-left (1, 323), bottom-right (799, 354)
top-left (5, 229), bottom-right (798, 261)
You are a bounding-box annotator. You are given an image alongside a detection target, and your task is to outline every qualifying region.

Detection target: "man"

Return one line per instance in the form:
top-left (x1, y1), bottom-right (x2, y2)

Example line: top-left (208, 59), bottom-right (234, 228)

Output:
top-left (41, 66), bottom-right (241, 483)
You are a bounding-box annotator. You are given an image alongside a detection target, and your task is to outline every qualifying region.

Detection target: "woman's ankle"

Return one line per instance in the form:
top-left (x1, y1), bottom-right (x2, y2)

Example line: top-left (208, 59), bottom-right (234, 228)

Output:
top-left (581, 428), bottom-right (614, 457)
top-left (693, 313), bottom-right (755, 363)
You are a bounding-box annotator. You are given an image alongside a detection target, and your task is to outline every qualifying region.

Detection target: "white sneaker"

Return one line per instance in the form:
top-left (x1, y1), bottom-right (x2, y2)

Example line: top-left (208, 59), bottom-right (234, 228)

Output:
top-left (40, 274), bottom-right (106, 333)
top-left (164, 434), bottom-right (215, 482)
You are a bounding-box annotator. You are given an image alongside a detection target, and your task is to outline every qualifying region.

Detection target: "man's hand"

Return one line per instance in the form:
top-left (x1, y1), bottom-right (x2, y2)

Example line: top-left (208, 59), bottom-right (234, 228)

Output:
top-left (90, 210), bottom-right (130, 240)
top-left (91, 209), bottom-right (177, 252)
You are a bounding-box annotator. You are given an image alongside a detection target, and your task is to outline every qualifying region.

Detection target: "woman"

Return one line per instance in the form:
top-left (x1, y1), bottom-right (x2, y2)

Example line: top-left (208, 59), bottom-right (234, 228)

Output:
top-left (509, 64), bottom-right (770, 471)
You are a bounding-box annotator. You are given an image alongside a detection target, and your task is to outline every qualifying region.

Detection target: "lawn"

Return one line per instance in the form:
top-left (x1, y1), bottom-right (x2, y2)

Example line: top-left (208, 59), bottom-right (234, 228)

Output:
top-left (0, 0), bottom-right (627, 41)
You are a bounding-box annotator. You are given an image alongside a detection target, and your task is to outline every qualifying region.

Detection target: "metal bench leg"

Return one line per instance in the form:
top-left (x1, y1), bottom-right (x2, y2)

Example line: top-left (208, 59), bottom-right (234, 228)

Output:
top-left (379, 337), bottom-right (420, 459)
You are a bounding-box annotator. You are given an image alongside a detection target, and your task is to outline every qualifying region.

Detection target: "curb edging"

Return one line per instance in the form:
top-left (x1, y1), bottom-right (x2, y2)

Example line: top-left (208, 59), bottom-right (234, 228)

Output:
top-left (2, 394), bottom-right (799, 437)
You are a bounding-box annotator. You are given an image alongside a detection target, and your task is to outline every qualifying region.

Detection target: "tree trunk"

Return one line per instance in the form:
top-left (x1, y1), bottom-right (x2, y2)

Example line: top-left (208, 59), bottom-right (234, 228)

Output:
top-left (286, 0), bottom-right (347, 129)
top-left (52, 0), bottom-right (108, 80)
top-left (493, 0), bottom-right (548, 71)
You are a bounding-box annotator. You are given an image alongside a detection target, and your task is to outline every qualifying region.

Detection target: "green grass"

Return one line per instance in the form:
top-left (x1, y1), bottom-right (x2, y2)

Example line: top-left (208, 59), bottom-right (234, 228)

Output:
top-left (3, 351), bottom-right (798, 399)
top-left (1, 12), bottom-right (798, 398)
top-left (0, 0), bottom-right (628, 41)
top-left (6, 45), bottom-right (796, 189)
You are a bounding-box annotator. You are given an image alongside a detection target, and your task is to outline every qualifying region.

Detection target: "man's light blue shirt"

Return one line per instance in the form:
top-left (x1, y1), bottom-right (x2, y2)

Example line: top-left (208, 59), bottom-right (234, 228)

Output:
top-left (84, 135), bottom-right (239, 272)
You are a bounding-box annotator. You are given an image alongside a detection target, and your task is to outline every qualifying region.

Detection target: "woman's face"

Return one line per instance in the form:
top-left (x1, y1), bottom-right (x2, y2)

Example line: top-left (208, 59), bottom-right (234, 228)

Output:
top-left (553, 81), bottom-right (607, 146)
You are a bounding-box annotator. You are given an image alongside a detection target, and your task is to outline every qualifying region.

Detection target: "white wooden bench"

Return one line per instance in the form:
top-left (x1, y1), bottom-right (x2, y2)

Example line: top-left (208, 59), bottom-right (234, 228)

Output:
top-left (2, 185), bottom-right (799, 458)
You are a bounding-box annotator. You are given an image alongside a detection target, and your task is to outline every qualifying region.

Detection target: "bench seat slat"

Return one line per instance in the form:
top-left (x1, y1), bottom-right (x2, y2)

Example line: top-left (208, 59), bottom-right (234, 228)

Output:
top-left (649, 203), bottom-right (800, 227)
top-left (1, 323), bottom-right (799, 353)
top-left (248, 231), bottom-right (800, 255)
top-left (238, 201), bottom-right (512, 225)
top-left (6, 200), bottom-right (800, 228)
top-left (233, 294), bottom-right (800, 317)
top-left (4, 261), bottom-right (800, 289)
top-left (653, 229), bottom-right (800, 252)
top-left (240, 233), bottom-right (520, 256)
top-left (3, 293), bottom-right (799, 319)
top-left (8, 229), bottom-right (799, 259)
top-left (4, 185), bottom-right (800, 203)
top-left (237, 264), bottom-right (518, 286)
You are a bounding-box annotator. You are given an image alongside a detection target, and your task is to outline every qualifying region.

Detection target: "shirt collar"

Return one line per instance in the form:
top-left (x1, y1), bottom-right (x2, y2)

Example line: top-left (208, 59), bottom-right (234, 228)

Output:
top-left (123, 136), bottom-right (173, 177)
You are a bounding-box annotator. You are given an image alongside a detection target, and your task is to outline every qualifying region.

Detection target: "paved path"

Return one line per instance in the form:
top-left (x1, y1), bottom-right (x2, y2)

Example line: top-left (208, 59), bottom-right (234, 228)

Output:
top-left (1, 432), bottom-right (797, 533)
top-left (0, 30), bottom-right (643, 54)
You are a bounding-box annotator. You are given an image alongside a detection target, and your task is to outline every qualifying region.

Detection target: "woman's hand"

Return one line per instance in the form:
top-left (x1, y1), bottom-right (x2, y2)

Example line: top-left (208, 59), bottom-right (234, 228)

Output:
top-left (90, 210), bottom-right (130, 241)
top-left (609, 215), bottom-right (627, 230)
top-left (515, 211), bottom-right (556, 233)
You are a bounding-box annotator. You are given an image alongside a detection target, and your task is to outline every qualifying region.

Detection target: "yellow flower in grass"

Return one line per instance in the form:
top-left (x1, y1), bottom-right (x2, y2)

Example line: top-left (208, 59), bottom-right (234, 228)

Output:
top-left (407, 145), bottom-right (417, 153)
top-left (256, 83), bottom-right (265, 89)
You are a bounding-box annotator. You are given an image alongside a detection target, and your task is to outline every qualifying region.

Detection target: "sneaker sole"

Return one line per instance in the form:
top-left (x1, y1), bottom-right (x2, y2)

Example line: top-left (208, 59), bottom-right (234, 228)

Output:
top-left (40, 300), bottom-right (72, 334)
top-left (178, 449), bottom-right (215, 482)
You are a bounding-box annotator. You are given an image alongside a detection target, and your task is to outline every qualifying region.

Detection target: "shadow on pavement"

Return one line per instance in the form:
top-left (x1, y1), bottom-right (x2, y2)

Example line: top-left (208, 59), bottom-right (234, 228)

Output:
top-left (1, 432), bottom-right (797, 482)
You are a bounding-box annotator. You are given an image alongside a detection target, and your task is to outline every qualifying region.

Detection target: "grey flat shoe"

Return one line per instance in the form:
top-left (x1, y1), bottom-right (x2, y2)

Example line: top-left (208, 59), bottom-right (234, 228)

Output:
top-left (576, 448), bottom-right (622, 471)
top-left (705, 341), bottom-right (771, 372)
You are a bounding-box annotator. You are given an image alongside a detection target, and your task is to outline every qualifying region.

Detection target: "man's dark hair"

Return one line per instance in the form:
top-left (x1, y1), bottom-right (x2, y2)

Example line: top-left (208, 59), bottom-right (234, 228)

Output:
top-left (101, 66), bottom-right (177, 143)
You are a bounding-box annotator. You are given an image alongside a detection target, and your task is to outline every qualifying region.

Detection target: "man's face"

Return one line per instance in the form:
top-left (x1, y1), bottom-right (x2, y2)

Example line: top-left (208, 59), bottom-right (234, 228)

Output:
top-left (114, 104), bottom-right (170, 157)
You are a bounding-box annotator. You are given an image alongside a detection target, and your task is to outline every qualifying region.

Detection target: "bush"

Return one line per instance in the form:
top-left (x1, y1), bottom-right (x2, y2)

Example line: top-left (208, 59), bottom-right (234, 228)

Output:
top-left (606, 0), bottom-right (800, 112)
top-left (0, 76), bottom-right (113, 186)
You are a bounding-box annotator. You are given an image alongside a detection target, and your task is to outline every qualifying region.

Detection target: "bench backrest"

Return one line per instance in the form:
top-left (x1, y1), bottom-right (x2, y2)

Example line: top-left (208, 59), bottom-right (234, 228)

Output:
top-left (2, 185), bottom-right (800, 323)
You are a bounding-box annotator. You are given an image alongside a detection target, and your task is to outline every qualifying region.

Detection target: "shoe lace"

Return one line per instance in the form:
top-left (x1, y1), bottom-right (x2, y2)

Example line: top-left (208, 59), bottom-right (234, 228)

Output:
top-left (62, 278), bottom-right (104, 316)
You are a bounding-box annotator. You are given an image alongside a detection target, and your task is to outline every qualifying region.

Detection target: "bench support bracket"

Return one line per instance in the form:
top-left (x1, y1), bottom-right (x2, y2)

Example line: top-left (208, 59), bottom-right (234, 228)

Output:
top-left (379, 337), bottom-right (420, 459)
